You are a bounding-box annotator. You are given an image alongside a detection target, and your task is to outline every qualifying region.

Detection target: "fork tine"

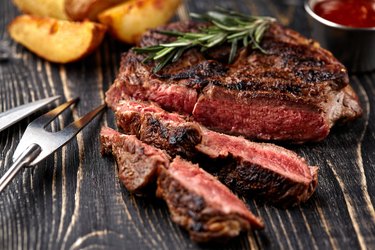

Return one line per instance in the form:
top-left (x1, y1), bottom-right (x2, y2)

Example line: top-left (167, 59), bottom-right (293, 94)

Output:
top-left (32, 98), bottom-right (79, 127)
top-left (55, 103), bottom-right (106, 141)
top-left (0, 96), bottom-right (60, 133)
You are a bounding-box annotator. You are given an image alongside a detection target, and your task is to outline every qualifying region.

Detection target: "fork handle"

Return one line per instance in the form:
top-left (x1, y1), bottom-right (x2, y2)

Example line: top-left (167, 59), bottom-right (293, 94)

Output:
top-left (0, 144), bottom-right (41, 193)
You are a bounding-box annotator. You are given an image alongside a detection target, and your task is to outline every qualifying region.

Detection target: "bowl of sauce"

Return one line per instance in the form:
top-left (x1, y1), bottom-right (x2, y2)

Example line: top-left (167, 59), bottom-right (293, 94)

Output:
top-left (305, 0), bottom-right (375, 72)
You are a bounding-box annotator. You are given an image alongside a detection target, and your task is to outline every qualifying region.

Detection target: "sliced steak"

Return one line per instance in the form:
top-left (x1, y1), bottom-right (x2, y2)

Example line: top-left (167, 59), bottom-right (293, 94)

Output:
top-left (101, 127), bottom-right (263, 242)
top-left (113, 99), bottom-right (201, 158)
top-left (157, 156), bottom-right (264, 242)
top-left (100, 127), bottom-right (170, 193)
top-left (106, 21), bottom-right (362, 143)
top-left (197, 128), bottom-right (318, 206)
top-left (113, 98), bottom-right (318, 206)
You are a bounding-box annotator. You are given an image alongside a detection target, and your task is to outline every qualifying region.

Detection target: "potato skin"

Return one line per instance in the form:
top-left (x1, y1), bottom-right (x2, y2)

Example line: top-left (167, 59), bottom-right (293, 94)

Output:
top-left (65, 0), bottom-right (125, 21)
top-left (98, 0), bottom-right (182, 44)
top-left (13, 0), bottom-right (69, 20)
top-left (8, 15), bottom-right (107, 63)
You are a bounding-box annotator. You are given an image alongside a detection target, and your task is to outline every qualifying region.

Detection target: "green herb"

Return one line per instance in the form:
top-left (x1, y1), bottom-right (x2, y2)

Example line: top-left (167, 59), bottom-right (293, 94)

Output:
top-left (133, 8), bottom-right (275, 73)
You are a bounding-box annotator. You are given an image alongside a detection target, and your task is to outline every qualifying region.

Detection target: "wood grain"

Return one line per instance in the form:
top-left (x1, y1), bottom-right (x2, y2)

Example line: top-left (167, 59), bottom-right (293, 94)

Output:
top-left (1, 0), bottom-right (375, 249)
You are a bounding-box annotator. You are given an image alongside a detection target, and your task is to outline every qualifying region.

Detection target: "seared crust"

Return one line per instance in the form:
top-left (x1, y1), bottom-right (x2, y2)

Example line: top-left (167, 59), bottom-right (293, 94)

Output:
top-left (199, 153), bottom-right (318, 207)
top-left (114, 99), bottom-right (202, 158)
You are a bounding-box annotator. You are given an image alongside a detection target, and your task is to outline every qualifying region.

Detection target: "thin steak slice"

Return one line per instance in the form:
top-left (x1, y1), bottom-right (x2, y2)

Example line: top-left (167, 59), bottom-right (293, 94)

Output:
top-left (157, 156), bottom-right (264, 242)
top-left (113, 98), bottom-right (202, 158)
top-left (197, 128), bottom-right (318, 206)
top-left (113, 98), bottom-right (318, 206)
top-left (106, 21), bottom-right (362, 143)
top-left (100, 127), bottom-right (170, 193)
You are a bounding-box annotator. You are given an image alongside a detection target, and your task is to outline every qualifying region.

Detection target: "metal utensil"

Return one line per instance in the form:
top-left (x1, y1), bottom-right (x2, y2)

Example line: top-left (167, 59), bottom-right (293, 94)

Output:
top-left (0, 96), bottom-right (60, 133)
top-left (0, 98), bottom-right (106, 192)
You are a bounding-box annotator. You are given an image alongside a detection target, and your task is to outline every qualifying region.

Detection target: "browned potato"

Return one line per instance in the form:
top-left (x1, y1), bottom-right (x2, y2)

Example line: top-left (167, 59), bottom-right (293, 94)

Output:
top-left (13, 0), bottom-right (69, 20)
top-left (98, 0), bottom-right (182, 44)
top-left (8, 15), bottom-right (107, 63)
top-left (65, 0), bottom-right (125, 20)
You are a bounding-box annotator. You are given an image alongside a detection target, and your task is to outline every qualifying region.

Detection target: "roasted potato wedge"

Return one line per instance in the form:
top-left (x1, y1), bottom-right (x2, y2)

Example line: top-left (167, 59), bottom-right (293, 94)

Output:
top-left (65, 0), bottom-right (125, 21)
top-left (13, 0), bottom-right (69, 20)
top-left (98, 0), bottom-right (181, 44)
top-left (8, 15), bottom-right (106, 63)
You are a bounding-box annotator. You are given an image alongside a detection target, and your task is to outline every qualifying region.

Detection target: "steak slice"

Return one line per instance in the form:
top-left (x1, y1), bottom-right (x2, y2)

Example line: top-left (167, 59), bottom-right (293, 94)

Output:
top-left (113, 99), bottom-right (202, 158)
top-left (100, 127), bottom-right (170, 193)
top-left (113, 98), bottom-right (318, 206)
top-left (197, 128), bottom-right (318, 207)
top-left (106, 21), bottom-right (362, 143)
top-left (157, 156), bottom-right (264, 242)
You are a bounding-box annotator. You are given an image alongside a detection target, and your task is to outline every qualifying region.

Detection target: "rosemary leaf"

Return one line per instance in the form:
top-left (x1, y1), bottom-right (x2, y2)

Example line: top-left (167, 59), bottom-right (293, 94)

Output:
top-left (142, 54), bottom-right (155, 63)
top-left (172, 46), bottom-right (192, 62)
top-left (154, 47), bottom-right (175, 60)
top-left (153, 51), bottom-right (175, 73)
top-left (133, 46), bottom-right (164, 53)
top-left (243, 35), bottom-right (249, 47)
top-left (254, 22), bottom-right (269, 43)
top-left (160, 40), bottom-right (192, 47)
top-left (229, 39), bottom-right (238, 64)
top-left (211, 20), bottom-right (245, 32)
top-left (205, 32), bottom-right (227, 47)
top-left (227, 30), bottom-right (249, 40)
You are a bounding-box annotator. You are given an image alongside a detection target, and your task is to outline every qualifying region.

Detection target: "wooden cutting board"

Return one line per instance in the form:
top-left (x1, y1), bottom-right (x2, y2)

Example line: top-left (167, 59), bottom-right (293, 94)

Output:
top-left (1, 0), bottom-right (374, 249)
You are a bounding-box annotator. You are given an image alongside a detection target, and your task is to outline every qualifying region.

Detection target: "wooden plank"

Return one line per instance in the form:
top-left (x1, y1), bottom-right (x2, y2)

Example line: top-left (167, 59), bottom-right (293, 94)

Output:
top-left (1, 0), bottom-right (375, 249)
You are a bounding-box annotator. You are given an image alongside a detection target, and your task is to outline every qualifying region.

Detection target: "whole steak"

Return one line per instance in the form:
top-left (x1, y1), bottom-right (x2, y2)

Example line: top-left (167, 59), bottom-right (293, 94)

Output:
top-left (106, 21), bottom-right (362, 142)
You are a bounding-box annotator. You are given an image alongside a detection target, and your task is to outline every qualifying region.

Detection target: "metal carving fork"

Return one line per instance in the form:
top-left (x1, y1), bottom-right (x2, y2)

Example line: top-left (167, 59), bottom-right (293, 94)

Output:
top-left (0, 98), bottom-right (105, 192)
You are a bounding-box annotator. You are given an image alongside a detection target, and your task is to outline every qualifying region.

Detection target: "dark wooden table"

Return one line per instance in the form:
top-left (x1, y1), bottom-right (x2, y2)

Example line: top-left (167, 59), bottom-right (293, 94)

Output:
top-left (1, 0), bottom-right (375, 249)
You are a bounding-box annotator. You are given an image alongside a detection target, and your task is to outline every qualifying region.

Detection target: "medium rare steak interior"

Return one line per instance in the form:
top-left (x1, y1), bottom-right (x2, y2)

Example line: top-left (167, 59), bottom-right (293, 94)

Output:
top-left (106, 21), bottom-right (362, 142)
top-left (100, 127), bottom-right (263, 242)
top-left (197, 128), bottom-right (318, 207)
top-left (157, 156), bottom-right (264, 243)
top-left (113, 98), bottom-right (318, 206)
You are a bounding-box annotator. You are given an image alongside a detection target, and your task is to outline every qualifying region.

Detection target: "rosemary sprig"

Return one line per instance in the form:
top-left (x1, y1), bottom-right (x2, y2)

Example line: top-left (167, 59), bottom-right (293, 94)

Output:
top-left (133, 9), bottom-right (275, 73)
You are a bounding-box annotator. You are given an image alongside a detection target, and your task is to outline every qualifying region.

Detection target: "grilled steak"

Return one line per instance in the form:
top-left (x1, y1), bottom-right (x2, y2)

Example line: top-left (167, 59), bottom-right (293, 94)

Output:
top-left (100, 127), bottom-right (263, 242)
top-left (157, 156), bottom-right (264, 242)
top-left (106, 21), bottom-right (362, 143)
top-left (113, 98), bottom-right (318, 206)
top-left (113, 99), bottom-right (201, 158)
top-left (100, 127), bottom-right (170, 193)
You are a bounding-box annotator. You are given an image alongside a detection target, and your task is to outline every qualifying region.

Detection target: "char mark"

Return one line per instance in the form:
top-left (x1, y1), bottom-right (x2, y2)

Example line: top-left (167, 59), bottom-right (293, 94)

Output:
top-left (155, 60), bottom-right (228, 80)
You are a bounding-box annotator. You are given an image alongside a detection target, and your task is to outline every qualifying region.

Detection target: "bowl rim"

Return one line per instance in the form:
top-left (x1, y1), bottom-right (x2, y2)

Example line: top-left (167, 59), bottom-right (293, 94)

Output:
top-left (304, 0), bottom-right (375, 31)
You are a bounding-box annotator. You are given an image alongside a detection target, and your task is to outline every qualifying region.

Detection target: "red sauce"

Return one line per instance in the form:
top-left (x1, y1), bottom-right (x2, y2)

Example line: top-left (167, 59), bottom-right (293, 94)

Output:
top-left (313, 0), bottom-right (375, 28)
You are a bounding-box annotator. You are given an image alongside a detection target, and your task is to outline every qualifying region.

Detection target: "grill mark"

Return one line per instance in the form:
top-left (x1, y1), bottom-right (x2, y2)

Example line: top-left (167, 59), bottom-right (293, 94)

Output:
top-left (156, 60), bottom-right (228, 80)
